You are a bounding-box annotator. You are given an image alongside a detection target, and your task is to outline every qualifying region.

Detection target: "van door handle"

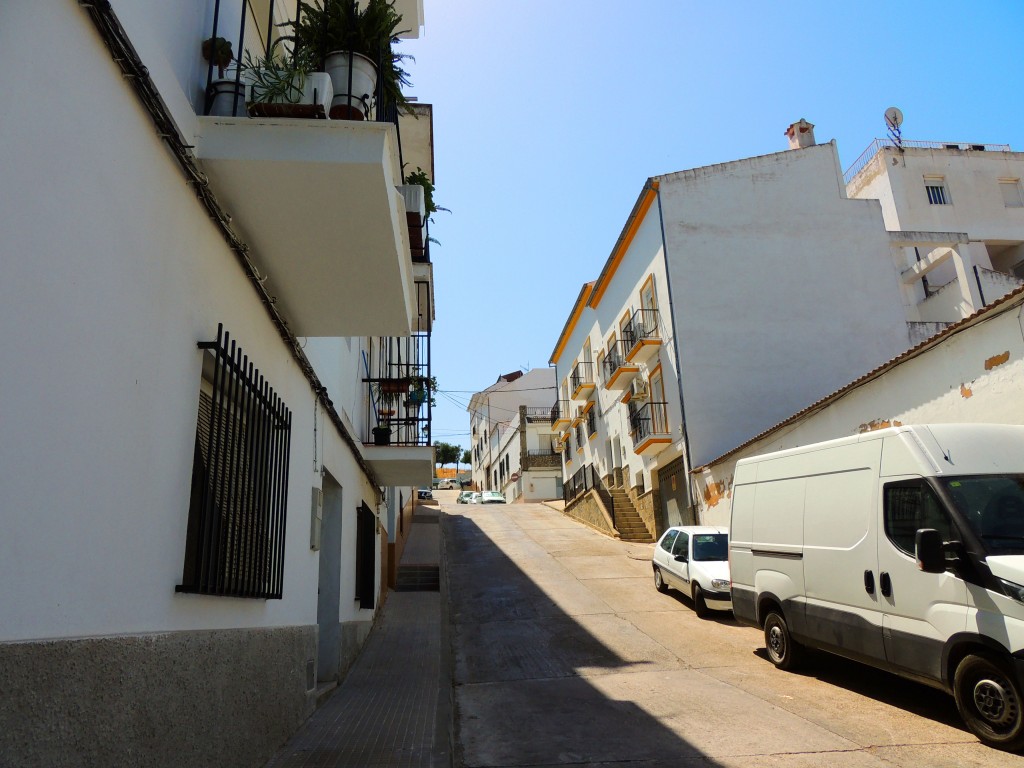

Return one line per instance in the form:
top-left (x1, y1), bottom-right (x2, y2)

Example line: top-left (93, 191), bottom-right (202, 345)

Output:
top-left (864, 570), bottom-right (875, 594)
top-left (880, 571), bottom-right (892, 597)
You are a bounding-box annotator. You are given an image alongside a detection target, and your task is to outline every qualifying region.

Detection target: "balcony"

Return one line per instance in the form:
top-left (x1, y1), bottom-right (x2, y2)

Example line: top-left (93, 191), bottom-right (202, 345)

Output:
top-left (551, 400), bottom-right (571, 431)
top-left (629, 401), bottom-right (671, 456)
top-left (361, 293), bottom-right (433, 486)
top-left (570, 361), bottom-right (596, 401)
top-left (623, 309), bottom-right (662, 365)
top-left (602, 340), bottom-right (640, 390)
top-left (197, 116), bottom-right (417, 337)
top-left (194, 1), bottom-right (422, 337)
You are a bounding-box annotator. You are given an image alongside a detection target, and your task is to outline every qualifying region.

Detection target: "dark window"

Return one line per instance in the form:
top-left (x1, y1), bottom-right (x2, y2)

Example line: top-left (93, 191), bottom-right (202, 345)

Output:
top-left (179, 324), bottom-right (292, 599)
top-left (659, 530), bottom-right (678, 553)
top-left (925, 182), bottom-right (949, 205)
top-left (884, 481), bottom-right (955, 557)
top-left (671, 532), bottom-right (689, 558)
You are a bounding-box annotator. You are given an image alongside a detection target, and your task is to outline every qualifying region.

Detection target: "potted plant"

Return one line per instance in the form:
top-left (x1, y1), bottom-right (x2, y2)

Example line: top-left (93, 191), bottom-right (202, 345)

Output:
top-left (242, 48), bottom-right (333, 118)
top-left (285, 0), bottom-right (411, 120)
top-left (407, 375), bottom-right (437, 407)
top-left (202, 37), bottom-right (245, 116)
top-left (371, 424), bottom-right (392, 445)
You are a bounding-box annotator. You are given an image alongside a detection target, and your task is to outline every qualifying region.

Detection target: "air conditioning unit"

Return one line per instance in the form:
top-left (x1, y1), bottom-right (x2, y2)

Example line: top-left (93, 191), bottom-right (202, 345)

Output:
top-left (631, 380), bottom-right (648, 400)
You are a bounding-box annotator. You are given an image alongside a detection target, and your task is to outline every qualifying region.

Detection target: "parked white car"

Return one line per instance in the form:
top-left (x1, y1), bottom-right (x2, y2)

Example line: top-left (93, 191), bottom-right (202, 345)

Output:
top-left (438, 479), bottom-right (458, 490)
top-left (652, 525), bottom-right (731, 617)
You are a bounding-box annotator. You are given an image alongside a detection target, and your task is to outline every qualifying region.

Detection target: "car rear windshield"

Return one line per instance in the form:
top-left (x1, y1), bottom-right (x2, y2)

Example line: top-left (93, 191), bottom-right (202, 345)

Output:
top-left (692, 533), bottom-right (728, 561)
top-left (939, 475), bottom-right (1024, 555)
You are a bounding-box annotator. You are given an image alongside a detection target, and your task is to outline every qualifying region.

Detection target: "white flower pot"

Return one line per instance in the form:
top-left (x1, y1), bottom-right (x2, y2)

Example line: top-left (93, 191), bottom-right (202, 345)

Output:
top-left (324, 51), bottom-right (378, 120)
top-left (207, 78), bottom-right (247, 116)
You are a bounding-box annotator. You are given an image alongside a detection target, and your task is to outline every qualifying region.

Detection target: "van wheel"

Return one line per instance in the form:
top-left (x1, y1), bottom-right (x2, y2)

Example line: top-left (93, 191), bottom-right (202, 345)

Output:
top-left (954, 653), bottom-right (1024, 750)
top-left (653, 567), bottom-right (667, 593)
top-left (692, 584), bottom-right (710, 618)
top-left (764, 610), bottom-right (800, 670)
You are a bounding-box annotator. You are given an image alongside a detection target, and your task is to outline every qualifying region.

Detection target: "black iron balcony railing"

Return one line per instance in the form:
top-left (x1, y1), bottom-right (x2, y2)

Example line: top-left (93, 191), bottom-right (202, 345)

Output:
top-left (204, 0), bottom-right (407, 133)
top-left (524, 406), bottom-right (553, 422)
top-left (551, 400), bottom-right (570, 424)
top-left (601, 340), bottom-right (630, 381)
top-left (574, 422), bottom-right (585, 448)
top-left (363, 281), bottom-right (431, 447)
top-left (570, 361), bottom-right (595, 394)
top-left (629, 401), bottom-right (669, 445)
top-left (622, 309), bottom-right (660, 355)
top-left (586, 407), bottom-right (597, 436)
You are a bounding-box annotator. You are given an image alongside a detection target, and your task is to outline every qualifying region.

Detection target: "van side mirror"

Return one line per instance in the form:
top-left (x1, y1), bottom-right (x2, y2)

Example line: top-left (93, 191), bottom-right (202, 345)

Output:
top-left (916, 528), bottom-right (946, 573)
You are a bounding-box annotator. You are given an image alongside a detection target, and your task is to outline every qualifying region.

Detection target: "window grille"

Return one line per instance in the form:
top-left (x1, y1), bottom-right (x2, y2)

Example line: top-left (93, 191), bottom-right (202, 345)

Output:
top-left (179, 324), bottom-right (292, 599)
top-left (925, 178), bottom-right (950, 205)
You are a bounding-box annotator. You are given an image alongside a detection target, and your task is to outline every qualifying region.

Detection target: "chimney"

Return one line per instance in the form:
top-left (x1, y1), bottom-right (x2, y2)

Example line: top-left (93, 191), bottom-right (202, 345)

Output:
top-left (785, 119), bottom-right (816, 150)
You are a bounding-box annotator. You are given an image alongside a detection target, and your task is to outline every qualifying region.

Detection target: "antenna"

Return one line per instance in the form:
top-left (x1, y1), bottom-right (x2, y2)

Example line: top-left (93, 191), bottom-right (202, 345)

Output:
top-left (884, 106), bottom-right (904, 149)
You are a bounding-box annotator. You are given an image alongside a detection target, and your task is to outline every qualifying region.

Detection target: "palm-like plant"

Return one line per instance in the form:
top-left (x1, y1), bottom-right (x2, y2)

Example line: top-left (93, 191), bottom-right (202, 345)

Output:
top-left (287, 0), bottom-right (412, 110)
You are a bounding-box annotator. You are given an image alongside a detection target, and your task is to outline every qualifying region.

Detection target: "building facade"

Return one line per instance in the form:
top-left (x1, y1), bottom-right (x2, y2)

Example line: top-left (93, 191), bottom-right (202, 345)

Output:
top-left (468, 369), bottom-right (559, 499)
top-left (550, 122), bottom-right (1024, 541)
top-left (1, 2), bottom-right (434, 766)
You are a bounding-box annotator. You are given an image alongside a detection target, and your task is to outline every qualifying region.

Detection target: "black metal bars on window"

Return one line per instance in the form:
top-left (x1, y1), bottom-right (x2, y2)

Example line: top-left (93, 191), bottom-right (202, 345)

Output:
top-left (179, 323), bottom-right (292, 599)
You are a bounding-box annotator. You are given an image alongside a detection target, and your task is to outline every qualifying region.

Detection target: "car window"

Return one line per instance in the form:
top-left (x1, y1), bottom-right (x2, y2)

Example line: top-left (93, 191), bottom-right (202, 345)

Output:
top-left (671, 532), bottom-right (688, 558)
top-left (884, 481), bottom-right (956, 556)
top-left (659, 530), bottom-right (678, 553)
top-left (692, 533), bottom-right (728, 561)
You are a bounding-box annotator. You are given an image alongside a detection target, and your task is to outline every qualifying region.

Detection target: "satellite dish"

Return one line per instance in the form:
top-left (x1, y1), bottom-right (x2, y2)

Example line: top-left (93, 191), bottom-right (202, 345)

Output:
top-left (884, 107), bottom-right (903, 130)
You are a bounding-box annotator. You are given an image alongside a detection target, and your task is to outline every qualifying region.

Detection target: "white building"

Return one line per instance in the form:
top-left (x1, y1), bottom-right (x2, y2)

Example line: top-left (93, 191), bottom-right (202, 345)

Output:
top-left (0, 2), bottom-right (434, 766)
top-left (694, 285), bottom-right (1024, 525)
top-left (549, 122), bottom-right (1024, 542)
top-left (468, 369), bottom-right (560, 499)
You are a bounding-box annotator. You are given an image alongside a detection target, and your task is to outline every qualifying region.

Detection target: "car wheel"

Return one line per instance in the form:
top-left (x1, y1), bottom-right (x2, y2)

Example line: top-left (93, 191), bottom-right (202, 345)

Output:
top-left (954, 653), bottom-right (1024, 750)
top-left (763, 610), bottom-right (801, 670)
top-left (653, 566), bottom-right (668, 593)
top-left (692, 584), bottom-right (710, 618)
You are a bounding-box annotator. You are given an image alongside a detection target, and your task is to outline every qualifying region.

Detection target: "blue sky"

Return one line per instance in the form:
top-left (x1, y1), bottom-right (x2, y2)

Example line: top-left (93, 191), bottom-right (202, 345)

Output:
top-left (399, 0), bottom-right (1024, 455)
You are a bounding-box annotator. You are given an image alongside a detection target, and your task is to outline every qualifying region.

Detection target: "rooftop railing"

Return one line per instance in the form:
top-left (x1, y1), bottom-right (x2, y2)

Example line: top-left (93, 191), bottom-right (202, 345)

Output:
top-left (843, 139), bottom-right (1013, 184)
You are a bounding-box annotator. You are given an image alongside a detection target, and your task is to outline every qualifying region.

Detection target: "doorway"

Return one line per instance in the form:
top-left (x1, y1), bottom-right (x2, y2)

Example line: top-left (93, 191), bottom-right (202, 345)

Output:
top-left (317, 473), bottom-right (343, 683)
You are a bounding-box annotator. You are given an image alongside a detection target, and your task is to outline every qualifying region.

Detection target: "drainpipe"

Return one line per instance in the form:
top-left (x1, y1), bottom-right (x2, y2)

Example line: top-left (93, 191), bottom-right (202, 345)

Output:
top-left (655, 183), bottom-right (697, 526)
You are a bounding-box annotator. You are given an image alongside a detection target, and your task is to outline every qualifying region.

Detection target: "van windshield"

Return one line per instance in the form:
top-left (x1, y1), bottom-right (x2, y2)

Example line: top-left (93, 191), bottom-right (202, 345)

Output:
top-left (692, 533), bottom-right (728, 562)
top-left (939, 475), bottom-right (1024, 555)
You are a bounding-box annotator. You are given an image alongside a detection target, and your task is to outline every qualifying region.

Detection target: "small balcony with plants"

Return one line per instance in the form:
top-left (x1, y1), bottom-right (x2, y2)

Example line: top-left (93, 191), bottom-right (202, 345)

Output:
top-left (361, 289), bottom-right (433, 485)
top-left (628, 401), bottom-right (671, 456)
top-left (569, 361), bottom-right (596, 401)
top-left (194, 0), bottom-right (428, 337)
top-left (601, 340), bottom-right (640, 391)
top-left (623, 309), bottom-right (662, 365)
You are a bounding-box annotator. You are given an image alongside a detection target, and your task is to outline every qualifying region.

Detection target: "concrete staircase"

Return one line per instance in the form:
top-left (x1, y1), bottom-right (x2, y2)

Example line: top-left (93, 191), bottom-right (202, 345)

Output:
top-left (395, 564), bottom-right (440, 592)
top-left (608, 488), bottom-right (655, 543)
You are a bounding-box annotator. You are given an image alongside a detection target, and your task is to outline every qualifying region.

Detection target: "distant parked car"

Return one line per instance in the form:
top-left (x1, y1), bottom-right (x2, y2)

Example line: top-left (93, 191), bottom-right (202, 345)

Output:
top-left (480, 491), bottom-right (506, 504)
top-left (652, 525), bottom-right (730, 617)
top-left (417, 488), bottom-right (433, 500)
top-left (438, 479), bottom-right (458, 490)
top-left (468, 492), bottom-right (482, 504)
top-left (456, 491), bottom-right (474, 504)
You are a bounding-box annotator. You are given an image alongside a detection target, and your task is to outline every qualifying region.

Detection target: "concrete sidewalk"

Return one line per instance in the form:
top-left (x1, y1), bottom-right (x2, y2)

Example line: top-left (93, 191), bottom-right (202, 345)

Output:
top-left (265, 505), bottom-right (451, 768)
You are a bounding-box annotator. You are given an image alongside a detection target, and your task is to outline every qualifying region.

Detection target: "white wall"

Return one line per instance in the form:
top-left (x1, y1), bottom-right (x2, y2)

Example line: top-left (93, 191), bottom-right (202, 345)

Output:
top-left (848, 146), bottom-right (1024, 243)
top-left (661, 143), bottom-right (912, 468)
top-left (0, 1), bottom-right (377, 642)
top-left (696, 296), bottom-right (1024, 527)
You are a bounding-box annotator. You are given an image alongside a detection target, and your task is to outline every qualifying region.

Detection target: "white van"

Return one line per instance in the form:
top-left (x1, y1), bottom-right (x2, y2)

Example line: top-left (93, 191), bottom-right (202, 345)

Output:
top-left (729, 424), bottom-right (1024, 750)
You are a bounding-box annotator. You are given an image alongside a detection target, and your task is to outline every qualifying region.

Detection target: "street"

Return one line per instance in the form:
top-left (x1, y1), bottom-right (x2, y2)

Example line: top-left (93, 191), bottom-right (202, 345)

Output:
top-left (439, 494), bottom-right (1024, 767)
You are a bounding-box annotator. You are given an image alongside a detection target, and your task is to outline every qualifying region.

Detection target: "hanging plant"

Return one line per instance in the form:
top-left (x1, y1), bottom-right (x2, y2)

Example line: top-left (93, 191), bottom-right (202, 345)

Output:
top-left (202, 36), bottom-right (235, 78)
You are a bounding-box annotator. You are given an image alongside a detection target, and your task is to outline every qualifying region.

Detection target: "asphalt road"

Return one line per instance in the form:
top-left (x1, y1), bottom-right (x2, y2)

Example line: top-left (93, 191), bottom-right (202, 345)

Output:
top-left (439, 496), bottom-right (1024, 767)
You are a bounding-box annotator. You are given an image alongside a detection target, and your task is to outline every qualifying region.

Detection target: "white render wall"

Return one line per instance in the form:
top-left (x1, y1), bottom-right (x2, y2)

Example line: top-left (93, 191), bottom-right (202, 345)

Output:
top-left (659, 142), bottom-right (913, 468)
top-left (695, 295), bottom-right (1024, 527)
top-left (0, 2), bottom-right (377, 643)
top-left (848, 146), bottom-right (1024, 242)
top-left (556, 204), bottom-right (686, 494)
